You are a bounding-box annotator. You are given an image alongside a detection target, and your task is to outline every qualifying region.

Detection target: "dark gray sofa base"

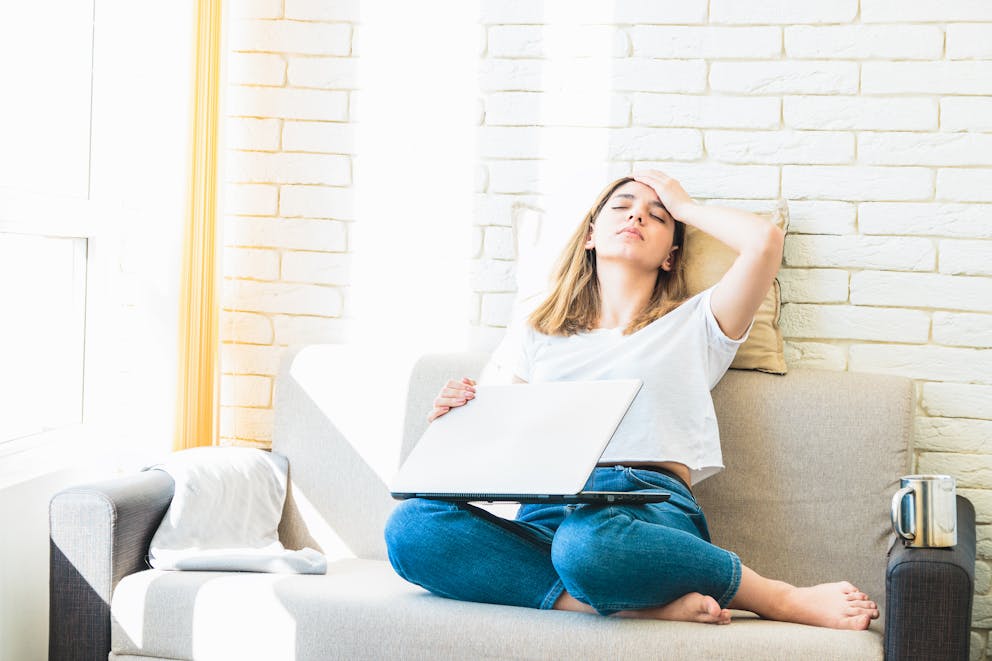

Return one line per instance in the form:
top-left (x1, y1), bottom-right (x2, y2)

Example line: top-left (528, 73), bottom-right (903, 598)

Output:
top-left (49, 470), bottom-right (175, 661)
top-left (885, 495), bottom-right (977, 661)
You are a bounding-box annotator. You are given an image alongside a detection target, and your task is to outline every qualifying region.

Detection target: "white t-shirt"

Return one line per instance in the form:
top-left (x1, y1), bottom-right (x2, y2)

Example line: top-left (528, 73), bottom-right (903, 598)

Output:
top-left (513, 283), bottom-right (754, 487)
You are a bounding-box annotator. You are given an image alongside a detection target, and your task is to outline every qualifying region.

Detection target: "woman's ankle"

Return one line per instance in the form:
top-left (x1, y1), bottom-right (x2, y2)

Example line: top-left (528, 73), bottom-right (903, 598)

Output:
top-left (760, 580), bottom-right (797, 621)
top-left (726, 565), bottom-right (794, 620)
top-left (552, 590), bottom-right (596, 613)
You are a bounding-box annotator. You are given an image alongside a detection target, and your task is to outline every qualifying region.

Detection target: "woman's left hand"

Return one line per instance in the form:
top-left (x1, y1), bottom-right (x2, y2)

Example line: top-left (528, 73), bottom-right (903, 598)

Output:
top-left (630, 170), bottom-right (696, 222)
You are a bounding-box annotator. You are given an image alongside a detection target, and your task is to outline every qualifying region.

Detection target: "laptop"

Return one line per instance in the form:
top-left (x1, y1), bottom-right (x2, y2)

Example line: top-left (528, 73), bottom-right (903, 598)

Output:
top-left (389, 378), bottom-right (671, 505)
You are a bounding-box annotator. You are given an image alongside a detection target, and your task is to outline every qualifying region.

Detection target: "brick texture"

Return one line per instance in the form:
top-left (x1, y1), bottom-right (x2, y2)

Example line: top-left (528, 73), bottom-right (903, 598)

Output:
top-left (221, 12), bottom-right (992, 653)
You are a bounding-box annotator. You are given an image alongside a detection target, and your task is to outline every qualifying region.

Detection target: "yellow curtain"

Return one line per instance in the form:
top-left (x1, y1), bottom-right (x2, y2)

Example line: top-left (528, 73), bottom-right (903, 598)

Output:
top-left (174, 0), bottom-right (223, 450)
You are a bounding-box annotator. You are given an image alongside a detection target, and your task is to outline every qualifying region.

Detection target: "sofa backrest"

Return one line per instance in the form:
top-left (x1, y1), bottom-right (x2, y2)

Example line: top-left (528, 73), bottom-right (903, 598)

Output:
top-left (399, 357), bottom-right (912, 609)
top-left (698, 368), bottom-right (911, 616)
top-left (275, 344), bottom-right (911, 612)
top-left (273, 345), bottom-right (403, 562)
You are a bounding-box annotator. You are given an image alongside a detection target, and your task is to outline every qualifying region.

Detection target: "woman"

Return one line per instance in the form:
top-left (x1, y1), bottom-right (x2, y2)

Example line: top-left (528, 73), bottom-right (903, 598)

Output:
top-left (384, 170), bottom-right (880, 629)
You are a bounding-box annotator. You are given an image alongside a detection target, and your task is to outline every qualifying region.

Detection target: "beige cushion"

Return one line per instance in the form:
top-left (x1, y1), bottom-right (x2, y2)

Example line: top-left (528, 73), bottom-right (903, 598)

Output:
top-left (683, 199), bottom-right (790, 375)
top-left (111, 560), bottom-right (884, 660)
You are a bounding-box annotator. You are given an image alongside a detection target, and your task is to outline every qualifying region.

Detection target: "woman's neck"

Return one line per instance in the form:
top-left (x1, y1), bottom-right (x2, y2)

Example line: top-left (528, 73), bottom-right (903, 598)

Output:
top-left (595, 261), bottom-right (657, 329)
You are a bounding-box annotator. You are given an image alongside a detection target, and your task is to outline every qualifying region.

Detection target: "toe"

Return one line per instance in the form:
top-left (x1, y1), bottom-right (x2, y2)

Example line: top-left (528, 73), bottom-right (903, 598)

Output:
top-left (842, 613), bottom-right (870, 630)
top-left (848, 603), bottom-right (878, 613)
top-left (702, 595), bottom-right (721, 618)
top-left (700, 596), bottom-right (731, 623)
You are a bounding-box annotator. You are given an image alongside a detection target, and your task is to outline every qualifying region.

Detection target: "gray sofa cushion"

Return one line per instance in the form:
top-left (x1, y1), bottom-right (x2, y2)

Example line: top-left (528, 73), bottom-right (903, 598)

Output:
top-left (695, 368), bottom-right (912, 629)
top-left (111, 559), bottom-right (884, 660)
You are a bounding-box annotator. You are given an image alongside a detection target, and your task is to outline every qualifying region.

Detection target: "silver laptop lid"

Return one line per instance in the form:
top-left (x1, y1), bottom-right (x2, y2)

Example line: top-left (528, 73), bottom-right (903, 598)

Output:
top-left (389, 379), bottom-right (643, 496)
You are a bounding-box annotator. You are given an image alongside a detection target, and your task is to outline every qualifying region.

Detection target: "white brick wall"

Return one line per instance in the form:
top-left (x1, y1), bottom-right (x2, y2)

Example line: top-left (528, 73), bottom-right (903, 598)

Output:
top-left (221, 6), bottom-right (992, 651)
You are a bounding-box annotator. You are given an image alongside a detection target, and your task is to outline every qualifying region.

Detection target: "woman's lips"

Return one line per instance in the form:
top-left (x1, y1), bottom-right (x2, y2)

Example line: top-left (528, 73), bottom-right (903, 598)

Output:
top-left (619, 229), bottom-right (642, 239)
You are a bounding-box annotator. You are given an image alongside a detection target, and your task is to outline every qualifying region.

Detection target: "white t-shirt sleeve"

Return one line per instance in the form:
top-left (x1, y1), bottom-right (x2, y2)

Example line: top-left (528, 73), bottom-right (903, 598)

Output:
top-left (479, 316), bottom-right (531, 385)
top-left (514, 323), bottom-right (538, 382)
top-left (699, 284), bottom-right (754, 388)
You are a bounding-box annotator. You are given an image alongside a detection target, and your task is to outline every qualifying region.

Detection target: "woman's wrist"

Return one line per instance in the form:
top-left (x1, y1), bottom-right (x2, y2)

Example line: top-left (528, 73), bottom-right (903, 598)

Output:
top-left (671, 200), bottom-right (700, 225)
top-left (671, 202), bottom-right (780, 254)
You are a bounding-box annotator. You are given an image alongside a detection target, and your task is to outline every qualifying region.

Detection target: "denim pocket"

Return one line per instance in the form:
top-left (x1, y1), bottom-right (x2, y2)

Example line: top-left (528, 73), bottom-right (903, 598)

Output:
top-left (688, 511), bottom-right (713, 543)
top-left (624, 468), bottom-right (701, 512)
top-left (624, 467), bottom-right (668, 490)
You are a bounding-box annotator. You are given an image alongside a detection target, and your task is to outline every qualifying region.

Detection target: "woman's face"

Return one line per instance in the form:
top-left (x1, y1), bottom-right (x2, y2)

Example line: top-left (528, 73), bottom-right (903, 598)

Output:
top-left (584, 180), bottom-right (679, 273)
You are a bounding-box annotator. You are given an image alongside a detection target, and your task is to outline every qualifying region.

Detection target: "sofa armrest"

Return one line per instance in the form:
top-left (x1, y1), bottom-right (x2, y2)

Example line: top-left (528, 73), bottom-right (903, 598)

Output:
top-left (49, 469), bottom-right (175, 661)
top-left (884, 495), bottom-right (976, 661)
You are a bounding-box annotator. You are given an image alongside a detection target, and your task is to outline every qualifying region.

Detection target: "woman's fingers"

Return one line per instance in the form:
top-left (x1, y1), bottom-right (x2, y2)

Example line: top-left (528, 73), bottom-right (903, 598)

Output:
top-left (631, 170), bottom-right (693, 220)
top-left (434, 385), bottom-right (475, 406)
top-left (442, 378), bottom-right (476, 396)
top-left (427, 407), bottom-right (450, 423)
top-left (632, 168), bottom-right (668, 182)
top-left (428, 377), bottom-right (477, 422)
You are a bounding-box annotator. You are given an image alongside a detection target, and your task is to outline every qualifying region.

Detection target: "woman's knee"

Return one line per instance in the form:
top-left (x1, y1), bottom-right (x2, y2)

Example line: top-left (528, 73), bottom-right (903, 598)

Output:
top-left (383, 498), bottom-right (450, 551)
top-left (383, 498), bottom-right (467, 577)
top-left (550, 506), bottom-right (626, 581)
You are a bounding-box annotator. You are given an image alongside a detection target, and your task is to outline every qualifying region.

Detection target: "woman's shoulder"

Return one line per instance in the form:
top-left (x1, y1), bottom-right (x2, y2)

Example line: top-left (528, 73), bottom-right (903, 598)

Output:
top-left (663, 286), bottom-right (715, 323)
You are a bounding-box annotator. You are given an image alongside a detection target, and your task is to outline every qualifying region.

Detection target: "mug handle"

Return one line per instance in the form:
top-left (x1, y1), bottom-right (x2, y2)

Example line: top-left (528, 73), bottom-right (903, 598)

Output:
top-left (890, 486), bottom-right (916, 541)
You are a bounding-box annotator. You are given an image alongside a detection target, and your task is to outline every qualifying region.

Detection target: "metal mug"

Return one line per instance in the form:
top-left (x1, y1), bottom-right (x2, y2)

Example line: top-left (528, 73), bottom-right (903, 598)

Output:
top-left (890, 474), bottom-right (957, 548)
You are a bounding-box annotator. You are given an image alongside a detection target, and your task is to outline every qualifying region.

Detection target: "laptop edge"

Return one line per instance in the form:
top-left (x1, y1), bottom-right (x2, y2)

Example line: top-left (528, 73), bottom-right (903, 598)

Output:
top-left (391, 490), bottom-right (671, 504)
top-left (389, 379), bottom-right (671, 505)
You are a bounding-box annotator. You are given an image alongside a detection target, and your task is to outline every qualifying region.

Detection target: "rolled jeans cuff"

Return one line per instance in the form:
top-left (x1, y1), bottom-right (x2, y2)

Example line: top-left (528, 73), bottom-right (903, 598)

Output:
top-left (541, 578), bottom-right (566, 610)
top-left (716, 550), bottom-right (743, 609)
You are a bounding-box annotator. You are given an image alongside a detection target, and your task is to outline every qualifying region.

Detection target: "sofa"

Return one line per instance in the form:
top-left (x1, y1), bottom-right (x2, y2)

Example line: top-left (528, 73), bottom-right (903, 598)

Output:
top-left (50, 344), bottom-right (977, 660)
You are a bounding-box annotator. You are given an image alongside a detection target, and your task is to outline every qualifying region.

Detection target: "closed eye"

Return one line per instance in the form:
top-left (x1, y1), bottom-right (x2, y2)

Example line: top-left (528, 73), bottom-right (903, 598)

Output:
top-left (611, 206), bottom-right (665, 223)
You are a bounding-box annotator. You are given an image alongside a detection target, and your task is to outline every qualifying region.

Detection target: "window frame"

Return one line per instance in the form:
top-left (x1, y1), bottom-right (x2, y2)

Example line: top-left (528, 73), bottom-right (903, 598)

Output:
top-left (0, 189), bottom-right (123, 464)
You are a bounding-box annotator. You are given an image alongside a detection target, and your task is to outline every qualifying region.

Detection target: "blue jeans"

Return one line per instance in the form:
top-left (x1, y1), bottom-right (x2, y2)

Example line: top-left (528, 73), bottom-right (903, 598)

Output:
top-left (383, 465), bottom-right (742, 616)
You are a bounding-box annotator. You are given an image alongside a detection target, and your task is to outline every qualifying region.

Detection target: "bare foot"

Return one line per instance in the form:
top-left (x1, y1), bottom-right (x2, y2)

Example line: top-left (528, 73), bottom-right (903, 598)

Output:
top-left (554, 589), bottom-right (731, 624)
top-left (776, 581), bottom-right (879, 630)
top-left (616, 592), bottom-right (732, 625)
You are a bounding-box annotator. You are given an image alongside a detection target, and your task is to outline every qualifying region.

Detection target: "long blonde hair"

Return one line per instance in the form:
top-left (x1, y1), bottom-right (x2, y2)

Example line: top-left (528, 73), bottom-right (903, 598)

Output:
top-left (526, 176), bottom-right (690, 337)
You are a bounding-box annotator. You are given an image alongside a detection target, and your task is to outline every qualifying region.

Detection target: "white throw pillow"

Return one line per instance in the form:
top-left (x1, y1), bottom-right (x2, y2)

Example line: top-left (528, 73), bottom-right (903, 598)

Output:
top-left (145, 446), bottom-right (325, 574)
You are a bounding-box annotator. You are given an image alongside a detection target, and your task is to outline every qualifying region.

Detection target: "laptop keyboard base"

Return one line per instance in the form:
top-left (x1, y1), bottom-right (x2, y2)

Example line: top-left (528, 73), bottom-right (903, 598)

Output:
top-left (391, 491), bottom-right (671, 504)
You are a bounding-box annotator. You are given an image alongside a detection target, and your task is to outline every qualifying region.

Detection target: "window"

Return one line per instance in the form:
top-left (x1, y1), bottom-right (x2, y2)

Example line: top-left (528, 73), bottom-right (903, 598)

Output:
top-left (0, 231), bottom-right (87, 449)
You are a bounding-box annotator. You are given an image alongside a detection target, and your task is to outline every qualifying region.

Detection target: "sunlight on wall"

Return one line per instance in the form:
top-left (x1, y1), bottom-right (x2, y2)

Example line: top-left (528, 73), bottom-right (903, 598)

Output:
top-left (536, 1), bottom-right (618, 252)
top-left (483, 3), bottom-right (619, 393)
top-left (352, 0), bottom-right (480, 356)
top-left (350, 1), bottom-right (481, 477)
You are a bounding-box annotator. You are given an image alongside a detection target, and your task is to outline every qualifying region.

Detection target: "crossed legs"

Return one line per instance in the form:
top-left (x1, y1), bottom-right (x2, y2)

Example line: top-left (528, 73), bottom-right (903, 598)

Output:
top-left (554, 563), bottom-right (880, 630)
top-left (384, 498), bottom-right (879, 629)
